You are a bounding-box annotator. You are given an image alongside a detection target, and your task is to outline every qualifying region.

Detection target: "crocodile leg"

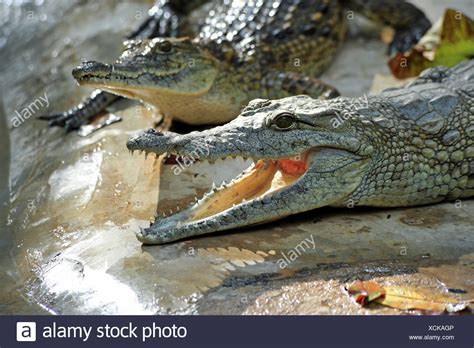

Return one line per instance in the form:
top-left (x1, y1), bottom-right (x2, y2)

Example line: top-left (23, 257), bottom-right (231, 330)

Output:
top-left (264, 71), bottom-right (340, 100)
top-left (342, 0), bottom-right (431, 55)
top-left (40, 0), bottom-right (206, 132)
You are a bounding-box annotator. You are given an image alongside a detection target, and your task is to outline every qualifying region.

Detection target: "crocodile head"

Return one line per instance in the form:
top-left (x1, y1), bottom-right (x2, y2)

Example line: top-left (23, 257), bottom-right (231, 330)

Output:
top-left (127, 95), bottom-right (375, 244)
top-left (72, 37), bottom-right (222, 122)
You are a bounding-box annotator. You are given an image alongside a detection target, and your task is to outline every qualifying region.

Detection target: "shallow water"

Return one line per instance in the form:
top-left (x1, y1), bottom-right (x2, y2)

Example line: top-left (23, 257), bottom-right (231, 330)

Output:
top-left (0, 0), bottom-right (473, 315)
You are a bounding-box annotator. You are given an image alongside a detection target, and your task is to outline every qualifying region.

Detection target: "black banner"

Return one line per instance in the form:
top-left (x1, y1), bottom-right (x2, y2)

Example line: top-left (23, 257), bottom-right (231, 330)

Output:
top-left (0, 315), bottom-right (472, 347)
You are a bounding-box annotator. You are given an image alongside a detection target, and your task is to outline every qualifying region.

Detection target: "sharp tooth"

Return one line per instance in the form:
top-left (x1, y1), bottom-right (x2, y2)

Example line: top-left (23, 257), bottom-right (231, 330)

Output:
top-left (194, 196), bottom-right (198, 202)
top-left (169, 209), bottom-right (173, 215)
top-left (176, 205), bottom-right (180, 212)
top-left (162, 212), bottom-right (166, 217)
top-left (212, 182), bottom-right (216, 190)
top-left (242, 198), bottom-right (247, 204)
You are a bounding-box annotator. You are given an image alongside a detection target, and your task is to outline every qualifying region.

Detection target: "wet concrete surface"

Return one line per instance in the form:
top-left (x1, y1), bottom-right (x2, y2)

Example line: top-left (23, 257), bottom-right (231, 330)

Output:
top-left (0, 0), bottom-right (473, 315)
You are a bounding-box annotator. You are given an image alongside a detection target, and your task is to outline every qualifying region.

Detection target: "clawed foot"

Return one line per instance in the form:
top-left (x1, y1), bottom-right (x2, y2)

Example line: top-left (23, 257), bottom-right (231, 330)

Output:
top-left (39, 110), bottom-right (122, 136)
top-left (38, 110), bottom-right (88, 132)
top-left (38, 90), bottom-right (120, 133)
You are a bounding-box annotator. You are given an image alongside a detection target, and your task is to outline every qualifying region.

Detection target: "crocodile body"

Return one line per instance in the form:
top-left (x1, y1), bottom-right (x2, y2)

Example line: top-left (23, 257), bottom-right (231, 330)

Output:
top-left (126, 60), bottom-right (474, 244)
top-left (42, 0), bottom-right (430, 129)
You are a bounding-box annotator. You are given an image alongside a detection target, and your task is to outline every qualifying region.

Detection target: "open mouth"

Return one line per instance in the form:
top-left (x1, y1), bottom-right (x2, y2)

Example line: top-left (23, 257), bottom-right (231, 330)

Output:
top-left (131, 148), bottom-right (315, 229)
top-left (181, 151), bottom-right (312, 223)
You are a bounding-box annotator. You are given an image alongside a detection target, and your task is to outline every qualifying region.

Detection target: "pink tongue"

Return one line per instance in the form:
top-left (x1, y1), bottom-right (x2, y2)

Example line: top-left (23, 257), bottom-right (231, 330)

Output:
top-left (278, 159), bottom-right (307, 176)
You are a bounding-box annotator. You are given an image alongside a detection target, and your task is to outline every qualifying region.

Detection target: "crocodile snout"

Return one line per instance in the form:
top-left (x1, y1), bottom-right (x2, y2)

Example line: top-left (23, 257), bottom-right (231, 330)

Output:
top-left (126, 128), bottom-right (164, 150)
top-left (72, 61), bottom-right (112, 80)
top-left (126, 128), bottom-right (176, 154)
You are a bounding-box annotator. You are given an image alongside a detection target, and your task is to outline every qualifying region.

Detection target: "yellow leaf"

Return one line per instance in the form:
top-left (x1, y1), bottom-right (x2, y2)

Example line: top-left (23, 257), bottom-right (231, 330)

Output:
top-left (346, 280), bottom-right (472, 313)
top-left (376, 286), bottom-right (470, 313)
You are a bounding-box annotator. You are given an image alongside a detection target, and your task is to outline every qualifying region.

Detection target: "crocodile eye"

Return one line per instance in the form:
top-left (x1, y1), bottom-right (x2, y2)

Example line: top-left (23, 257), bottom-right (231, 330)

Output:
top-left (272, 112), bottom-right (297, 130)
top-left (158, 40), bottom-right (173, 53)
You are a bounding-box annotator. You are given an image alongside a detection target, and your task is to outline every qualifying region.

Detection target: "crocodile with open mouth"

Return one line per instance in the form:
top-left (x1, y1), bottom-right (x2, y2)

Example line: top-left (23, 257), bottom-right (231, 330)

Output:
top-left (127, 60), bottom-right (474, 244)
top-left (41, 0), bottom-right (431, 130)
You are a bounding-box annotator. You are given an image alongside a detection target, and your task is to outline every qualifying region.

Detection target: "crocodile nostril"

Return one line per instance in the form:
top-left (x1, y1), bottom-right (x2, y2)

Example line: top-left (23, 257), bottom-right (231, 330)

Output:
top-left (145, 128), bottom-right (164, 136)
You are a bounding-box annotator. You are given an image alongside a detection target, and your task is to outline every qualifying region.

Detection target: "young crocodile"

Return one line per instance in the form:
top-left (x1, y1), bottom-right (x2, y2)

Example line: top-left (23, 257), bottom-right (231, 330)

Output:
top-left (126, 60), bottom-right (474, 244)
top-left (39, 0), bottom-right (208, 130)
top-left (42, 0), bottom-right (430, 129)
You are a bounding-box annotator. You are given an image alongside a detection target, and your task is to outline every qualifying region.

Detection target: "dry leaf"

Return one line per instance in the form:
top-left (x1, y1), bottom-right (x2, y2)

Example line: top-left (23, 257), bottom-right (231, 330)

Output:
top-left (346, 280), bottom-right (472, 313)
top-left (377, 286), bottom-right (470, 313)
top-left (389, 9), bottom-right (474, 79)
top-left (346, 280), bottom-right (385, 305)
